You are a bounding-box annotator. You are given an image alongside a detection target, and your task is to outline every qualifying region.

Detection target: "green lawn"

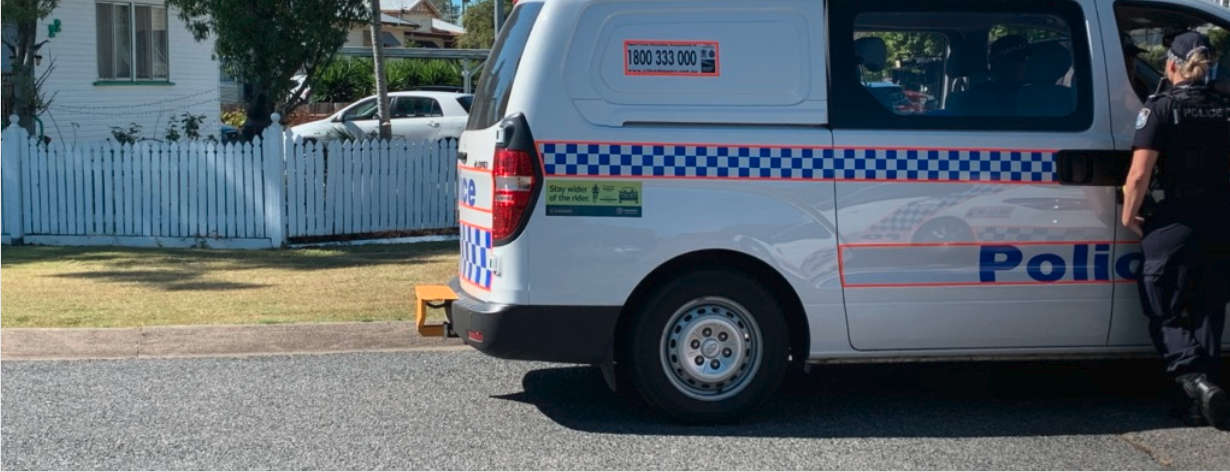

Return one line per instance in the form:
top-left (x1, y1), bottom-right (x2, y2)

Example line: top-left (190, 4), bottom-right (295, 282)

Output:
top-left (0, 243), bottom-right (459, 328)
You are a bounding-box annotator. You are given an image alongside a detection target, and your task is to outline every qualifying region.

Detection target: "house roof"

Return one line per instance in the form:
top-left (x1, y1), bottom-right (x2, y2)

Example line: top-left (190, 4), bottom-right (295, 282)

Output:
top-left (431, 18), bottom-right (465, 35)
top-left (383, 0), bottom-right (442, 17)
top-left (380, 13), bottom-right (419, 27)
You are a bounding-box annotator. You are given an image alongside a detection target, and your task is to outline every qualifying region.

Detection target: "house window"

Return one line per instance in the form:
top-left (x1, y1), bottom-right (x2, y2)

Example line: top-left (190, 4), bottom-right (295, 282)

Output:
top-left (97, 2), bottom-right (169, 81)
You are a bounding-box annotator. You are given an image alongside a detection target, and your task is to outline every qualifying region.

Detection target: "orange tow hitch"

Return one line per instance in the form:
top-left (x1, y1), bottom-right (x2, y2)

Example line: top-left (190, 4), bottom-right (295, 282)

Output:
top-left (414, 285), bottom-right (459, 337)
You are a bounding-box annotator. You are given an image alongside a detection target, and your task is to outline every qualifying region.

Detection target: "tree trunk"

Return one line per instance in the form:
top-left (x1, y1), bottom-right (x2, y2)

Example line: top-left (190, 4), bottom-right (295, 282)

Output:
top-left (11, 18), bottom-right (40, 136)
top-left (370, 0), bottom-right (392, 140)
top-left (242, 82), bottom-right (274, 141)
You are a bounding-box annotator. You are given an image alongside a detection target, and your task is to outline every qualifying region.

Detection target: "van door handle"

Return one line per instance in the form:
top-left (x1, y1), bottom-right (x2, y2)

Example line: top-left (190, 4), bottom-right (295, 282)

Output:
top-left (456, 151), bottom-right (468, 162)
top-left (428, 121), bottom-right (441, 128)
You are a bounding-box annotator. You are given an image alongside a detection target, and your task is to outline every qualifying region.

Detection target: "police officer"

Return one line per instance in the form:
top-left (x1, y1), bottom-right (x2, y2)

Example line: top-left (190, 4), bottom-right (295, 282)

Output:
top-left (1124, 31), bottom-right (1230, 428)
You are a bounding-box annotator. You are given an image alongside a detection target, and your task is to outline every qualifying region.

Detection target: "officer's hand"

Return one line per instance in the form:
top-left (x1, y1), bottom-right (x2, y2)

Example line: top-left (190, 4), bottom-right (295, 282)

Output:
top-left (1124, 217), bottom-right (1144, 238)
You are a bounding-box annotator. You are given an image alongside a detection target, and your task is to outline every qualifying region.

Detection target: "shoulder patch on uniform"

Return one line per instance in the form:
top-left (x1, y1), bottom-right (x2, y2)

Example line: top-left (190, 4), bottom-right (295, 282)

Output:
top-left (1136, 108), bottom-right (1151, 129)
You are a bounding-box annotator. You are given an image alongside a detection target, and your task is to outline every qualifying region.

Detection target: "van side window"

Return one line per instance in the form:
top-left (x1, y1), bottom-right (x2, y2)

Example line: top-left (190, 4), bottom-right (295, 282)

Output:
top-left (854, 32), bottom-right (947, 115)
top-left (1114, 2), bottom-right (1230, 104)
top-left (831, 0), bottom-right (1093, 131)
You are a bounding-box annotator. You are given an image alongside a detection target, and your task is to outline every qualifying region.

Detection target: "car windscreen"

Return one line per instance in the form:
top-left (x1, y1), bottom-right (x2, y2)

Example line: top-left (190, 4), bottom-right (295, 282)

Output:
top-left (466, 2), bottom-right (544, 130)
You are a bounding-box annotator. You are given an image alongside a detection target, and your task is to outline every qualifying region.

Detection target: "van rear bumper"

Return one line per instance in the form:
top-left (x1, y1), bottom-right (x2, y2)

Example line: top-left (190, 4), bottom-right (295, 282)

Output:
top-left (446, 278), bottom-right (620, 364)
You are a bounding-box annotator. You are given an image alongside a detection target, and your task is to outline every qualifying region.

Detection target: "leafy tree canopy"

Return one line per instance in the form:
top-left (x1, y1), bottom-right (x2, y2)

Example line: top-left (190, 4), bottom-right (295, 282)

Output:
top-left (2, 0), bottom-right (60, 134)
top-left (1, 0), bottom-right (59, 21)
top-left (458, 0), bottom-right (510, 49)
top-left (166, 0), bottom-right (369, 133)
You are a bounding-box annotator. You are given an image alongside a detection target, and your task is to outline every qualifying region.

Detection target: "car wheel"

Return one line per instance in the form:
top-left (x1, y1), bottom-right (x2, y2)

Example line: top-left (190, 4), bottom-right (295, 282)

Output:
top-left (626, 270), bottom-right (789, 423)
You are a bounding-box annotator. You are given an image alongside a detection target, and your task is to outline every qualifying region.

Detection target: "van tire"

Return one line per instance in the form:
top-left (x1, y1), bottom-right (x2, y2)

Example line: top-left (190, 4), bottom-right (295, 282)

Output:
top-left (626, 270), bottom-right (789, 423)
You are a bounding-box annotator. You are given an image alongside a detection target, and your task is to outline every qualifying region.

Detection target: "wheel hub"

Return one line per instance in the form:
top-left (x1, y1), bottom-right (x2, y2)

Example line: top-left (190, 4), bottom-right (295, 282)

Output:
top-left (701, 339), bottom-right (720, 358)
top-left (660, 297), bottom-right (763, 401)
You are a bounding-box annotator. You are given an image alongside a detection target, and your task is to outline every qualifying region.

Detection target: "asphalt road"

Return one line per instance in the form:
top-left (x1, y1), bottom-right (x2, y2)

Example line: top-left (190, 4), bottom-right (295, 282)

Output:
top-left (3, 351), bottom-right (1228, 470)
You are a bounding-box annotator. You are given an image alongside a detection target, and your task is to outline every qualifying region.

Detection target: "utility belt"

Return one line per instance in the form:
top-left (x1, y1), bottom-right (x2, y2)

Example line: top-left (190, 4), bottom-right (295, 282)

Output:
top-left (1141, 188), bottom-right (1230, 220)
top-left (1133, 186), bottom-right (1229, 220)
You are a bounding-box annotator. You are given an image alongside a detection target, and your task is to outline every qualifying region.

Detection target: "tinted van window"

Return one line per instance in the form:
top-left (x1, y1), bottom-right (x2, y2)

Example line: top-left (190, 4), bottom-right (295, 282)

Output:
top-left (831, 0), bottom-right (1094, 131)
top-left (467, 3), bottom-right (544, 130)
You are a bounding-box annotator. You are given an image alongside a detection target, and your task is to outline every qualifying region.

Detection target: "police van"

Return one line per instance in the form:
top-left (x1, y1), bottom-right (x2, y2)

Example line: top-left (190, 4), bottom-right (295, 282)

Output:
top-left (447, 0), bottom-right (1230, 422)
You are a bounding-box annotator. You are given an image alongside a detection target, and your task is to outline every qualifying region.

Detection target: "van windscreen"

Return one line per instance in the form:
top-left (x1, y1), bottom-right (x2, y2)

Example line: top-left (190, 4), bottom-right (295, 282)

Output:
top-left (467, 3), bottom-right (544, 131)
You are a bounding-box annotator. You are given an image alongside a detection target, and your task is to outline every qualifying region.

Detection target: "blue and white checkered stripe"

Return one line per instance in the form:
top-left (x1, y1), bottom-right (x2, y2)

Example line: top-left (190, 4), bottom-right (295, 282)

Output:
top-left (460, 224), bottom-right (493, 289)
top-left (539, 143), bottom-right (1056, 183)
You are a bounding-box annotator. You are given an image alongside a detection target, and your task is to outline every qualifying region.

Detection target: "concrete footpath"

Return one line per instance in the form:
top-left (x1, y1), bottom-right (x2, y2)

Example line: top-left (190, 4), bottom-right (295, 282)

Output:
top-left (0, 322), bottom-right (466, 361)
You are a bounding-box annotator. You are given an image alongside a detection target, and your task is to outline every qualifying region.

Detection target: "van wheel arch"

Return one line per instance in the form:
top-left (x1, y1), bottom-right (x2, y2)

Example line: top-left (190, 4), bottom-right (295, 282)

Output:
top-left (612, 250), bottom-right (810, 394)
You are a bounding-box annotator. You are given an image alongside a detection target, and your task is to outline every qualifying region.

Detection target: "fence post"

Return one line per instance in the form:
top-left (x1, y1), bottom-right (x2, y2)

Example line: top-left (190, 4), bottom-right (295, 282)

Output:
top-left (263, 113), bottom-right (286, 248)
top-left (2, 115), bottom-right (27, 243)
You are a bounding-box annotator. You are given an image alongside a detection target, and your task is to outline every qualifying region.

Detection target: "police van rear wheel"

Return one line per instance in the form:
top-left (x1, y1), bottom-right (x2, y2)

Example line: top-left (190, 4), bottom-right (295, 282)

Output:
top-left (627, 270), bottom-right (789, 423)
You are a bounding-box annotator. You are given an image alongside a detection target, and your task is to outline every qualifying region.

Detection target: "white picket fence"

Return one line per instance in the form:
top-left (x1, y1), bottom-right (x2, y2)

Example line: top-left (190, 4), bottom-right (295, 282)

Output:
top-left (285, 138), bottom-right (457, 239)
top-left (1, 114), bottom-right (457, 248)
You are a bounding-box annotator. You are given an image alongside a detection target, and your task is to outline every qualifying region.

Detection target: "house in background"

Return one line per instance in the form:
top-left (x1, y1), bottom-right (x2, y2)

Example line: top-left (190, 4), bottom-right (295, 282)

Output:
top-left (344, 0), bottom-right (466, 50)
top-left (8, 0), bottom-right (220, 144)
top-left (346, 13), bottom-right (424, 50)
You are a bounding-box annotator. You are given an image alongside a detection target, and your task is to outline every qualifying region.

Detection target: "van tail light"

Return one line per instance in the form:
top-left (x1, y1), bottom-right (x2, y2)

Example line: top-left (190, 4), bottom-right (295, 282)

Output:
top-left (493, 152), bottom-right (536, 243)
top-left (490, 114), bottom-right (540, 243)
top-left (493, 149), bottom-right (534, 240)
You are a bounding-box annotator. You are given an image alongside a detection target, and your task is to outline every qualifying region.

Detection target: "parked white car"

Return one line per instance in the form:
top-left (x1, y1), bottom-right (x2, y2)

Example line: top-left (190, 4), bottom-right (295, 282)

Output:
top-left (290, 91), bottom-right (472, 143)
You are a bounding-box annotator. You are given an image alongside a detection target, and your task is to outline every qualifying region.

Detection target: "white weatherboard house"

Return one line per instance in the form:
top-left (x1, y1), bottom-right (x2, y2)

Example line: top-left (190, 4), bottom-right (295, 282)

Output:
top-left (15, 0), bottom-right (219, 144)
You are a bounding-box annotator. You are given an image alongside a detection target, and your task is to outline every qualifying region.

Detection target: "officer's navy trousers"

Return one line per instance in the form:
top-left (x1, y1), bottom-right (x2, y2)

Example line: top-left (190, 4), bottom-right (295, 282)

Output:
top-left (1138, 195), bottom-right (1230, 383)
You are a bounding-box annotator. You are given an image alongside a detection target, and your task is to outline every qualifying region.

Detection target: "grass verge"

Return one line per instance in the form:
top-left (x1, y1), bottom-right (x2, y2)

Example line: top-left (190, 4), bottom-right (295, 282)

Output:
top-left (1, 243), bottom-right (458, 329)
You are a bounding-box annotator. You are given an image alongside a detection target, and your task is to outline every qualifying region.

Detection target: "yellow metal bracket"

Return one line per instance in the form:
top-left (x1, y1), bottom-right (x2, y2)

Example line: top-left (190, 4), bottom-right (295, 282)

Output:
top-left (414, 285), bottom-right (458, 337)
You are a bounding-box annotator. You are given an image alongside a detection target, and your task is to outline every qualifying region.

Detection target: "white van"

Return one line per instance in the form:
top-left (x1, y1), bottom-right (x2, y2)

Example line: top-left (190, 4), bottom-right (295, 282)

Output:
top-left (446, 0), bottom-right (1230, 422)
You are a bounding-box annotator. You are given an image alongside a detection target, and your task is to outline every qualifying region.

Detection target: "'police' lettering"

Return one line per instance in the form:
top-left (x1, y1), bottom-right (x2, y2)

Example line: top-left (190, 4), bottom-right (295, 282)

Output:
top-left (979, 244), bottom-right (1139, 283)
top-left (460, 177), bottom-right (478, 207)
top-left (1181, 107), bottom-right (1230, 120)
top-left (1027, 253), bottom-right (1066, 282)
top-left (979, 246), bottom-right (1022, 282)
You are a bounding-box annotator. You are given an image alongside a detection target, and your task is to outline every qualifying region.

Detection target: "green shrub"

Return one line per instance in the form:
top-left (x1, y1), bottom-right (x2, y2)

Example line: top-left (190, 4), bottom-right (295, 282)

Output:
top-left (310, 57), bottom-right (463, 103)
top-left (387, 59), bottom-right (463, 91)
top-left (311, 57), bottom-right (375, 103)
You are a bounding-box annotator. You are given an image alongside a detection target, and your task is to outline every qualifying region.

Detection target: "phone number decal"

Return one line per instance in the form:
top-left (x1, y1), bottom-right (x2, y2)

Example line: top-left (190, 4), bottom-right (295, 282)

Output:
top-left (624, 41), bottom-right (719, 76)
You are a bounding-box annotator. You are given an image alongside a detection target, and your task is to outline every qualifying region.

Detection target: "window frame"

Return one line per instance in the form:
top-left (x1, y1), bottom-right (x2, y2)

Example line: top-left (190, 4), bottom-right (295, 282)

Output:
top-left (828, 0), bottom-right (1095, 132)
top-left (1114, 0), bottom-right (1230, 92)
top-left (96, 1), bottom-right (171, 84)
top-left (391, 97), bottom-right (444, 119)
top-left (341, 98), bottom-right (379, 121)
